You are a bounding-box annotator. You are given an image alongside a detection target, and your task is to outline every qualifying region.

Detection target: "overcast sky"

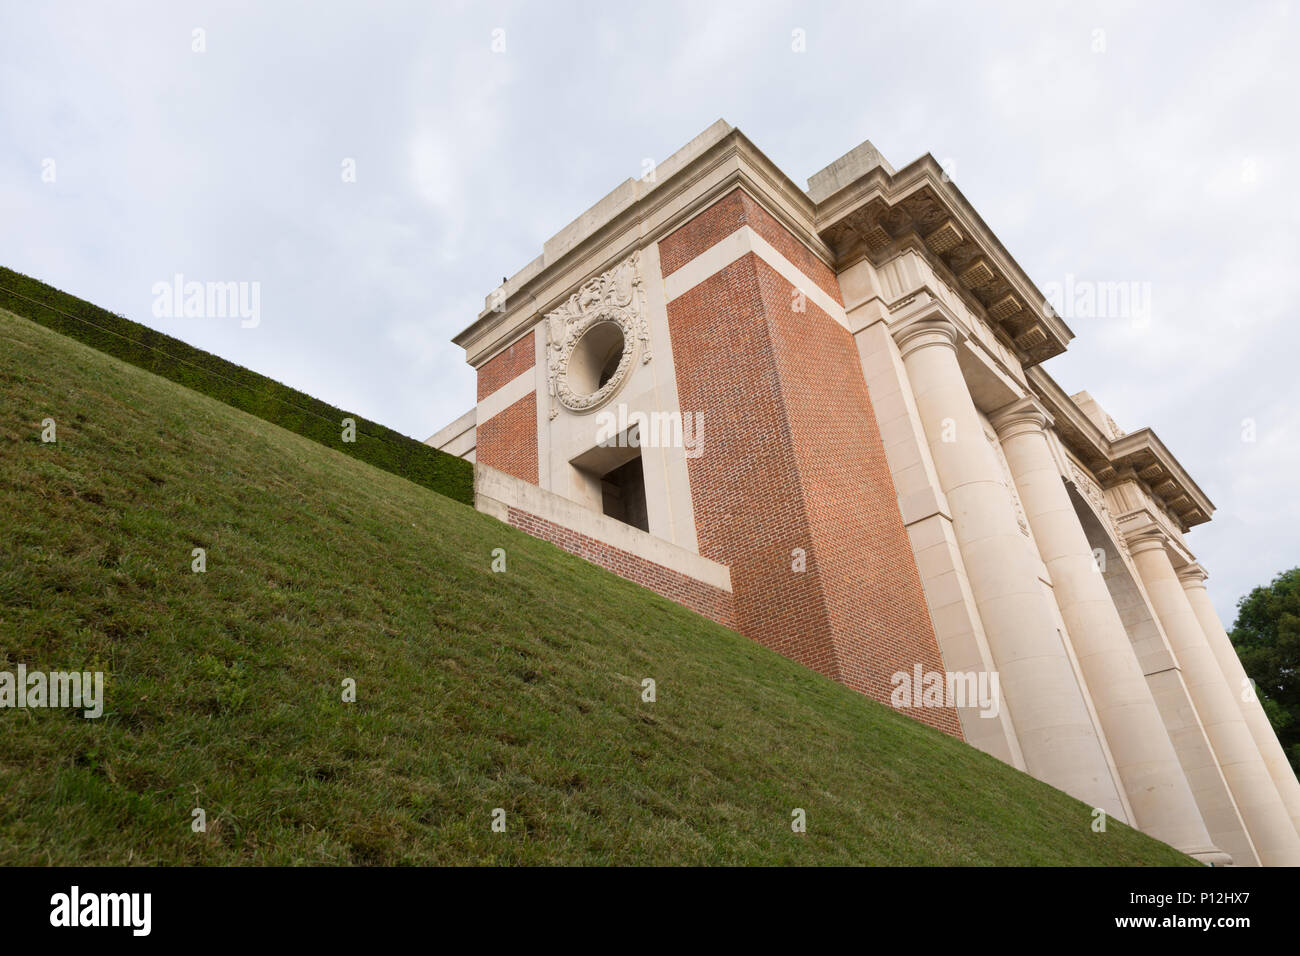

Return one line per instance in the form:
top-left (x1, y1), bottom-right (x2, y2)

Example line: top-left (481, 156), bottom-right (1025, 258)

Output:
top-left (3, 1), bottom-right (1297, 623)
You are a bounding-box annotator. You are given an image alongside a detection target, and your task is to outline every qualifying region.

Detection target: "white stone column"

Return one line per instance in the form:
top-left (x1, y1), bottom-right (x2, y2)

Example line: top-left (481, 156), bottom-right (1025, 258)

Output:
top-left (1179, 565), bottom-right (1300, 840)
top-left (893, 316), bottom-right (1126, 819)
top-left (1129, 534), bottom-right (1300, 866)
top-left (991, 400), bottom-right (1224, 862)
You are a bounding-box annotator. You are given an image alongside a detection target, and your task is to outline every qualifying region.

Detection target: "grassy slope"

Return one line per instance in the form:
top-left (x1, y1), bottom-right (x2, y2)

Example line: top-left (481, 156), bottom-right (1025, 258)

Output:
top-left (0, 309), bottom-right (1195, 865)
top-left (0, 266), bottom-right (474, 506)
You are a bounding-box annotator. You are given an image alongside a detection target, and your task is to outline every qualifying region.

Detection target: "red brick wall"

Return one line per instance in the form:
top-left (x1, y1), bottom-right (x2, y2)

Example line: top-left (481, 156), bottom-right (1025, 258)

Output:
top-left (659, 187), bottom-right (843, 303)
top-left (661, 205), bottom-right (960, 736)
top-left (507, 507), bottom-right (735, 629)
top-left (477, 330), bottom-right (535, 401)
top-left (755, 256), bottom-right (952, 726)
top-left (476, 392), bottom-right (538, 485)
top-left (474, 330), bottom-right (538, 485)
top-left (661, 255), bottom-right (840, 672)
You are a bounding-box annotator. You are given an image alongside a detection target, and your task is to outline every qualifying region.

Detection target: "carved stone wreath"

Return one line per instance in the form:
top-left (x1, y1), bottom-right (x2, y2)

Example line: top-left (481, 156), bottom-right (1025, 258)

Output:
top-left (545, 251), bottom-right (651, 417)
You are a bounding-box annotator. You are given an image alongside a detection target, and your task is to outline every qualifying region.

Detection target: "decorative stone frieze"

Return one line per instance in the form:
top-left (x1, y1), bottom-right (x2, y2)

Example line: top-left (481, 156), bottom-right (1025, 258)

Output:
top-left (544, 251), bottom-right (651, 418)
top-left (1069, 461), bottom-right (1131, 559)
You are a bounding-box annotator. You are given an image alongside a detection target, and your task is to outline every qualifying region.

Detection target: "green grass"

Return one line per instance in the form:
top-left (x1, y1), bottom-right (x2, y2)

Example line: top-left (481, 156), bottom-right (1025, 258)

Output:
top-left (0, 307), bottom-right (1196, 865)
top-left (0, 266), bottom-right (473, 506)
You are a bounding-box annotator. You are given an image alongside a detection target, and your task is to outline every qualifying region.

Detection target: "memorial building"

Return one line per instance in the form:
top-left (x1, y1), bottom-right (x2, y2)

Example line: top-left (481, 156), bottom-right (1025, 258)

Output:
top-left (429, 121), bottom-right (1300, 866)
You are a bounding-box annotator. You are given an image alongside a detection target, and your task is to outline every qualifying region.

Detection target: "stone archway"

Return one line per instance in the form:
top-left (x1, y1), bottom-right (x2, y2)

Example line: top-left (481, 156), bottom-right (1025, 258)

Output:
top-left (1067, 483), bottom-right (1166, 674)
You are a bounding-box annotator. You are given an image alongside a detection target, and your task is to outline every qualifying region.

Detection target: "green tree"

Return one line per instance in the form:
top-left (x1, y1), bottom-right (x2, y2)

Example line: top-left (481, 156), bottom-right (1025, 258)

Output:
top-left (1231, 567), bottom-right (1300, 775)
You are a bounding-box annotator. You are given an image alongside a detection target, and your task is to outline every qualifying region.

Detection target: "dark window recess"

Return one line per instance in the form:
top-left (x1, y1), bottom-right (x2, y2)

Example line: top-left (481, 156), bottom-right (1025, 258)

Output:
top-left (597, 344), bottom-right (622, 389)
top-left (601, 456), bottom-right (649, 532)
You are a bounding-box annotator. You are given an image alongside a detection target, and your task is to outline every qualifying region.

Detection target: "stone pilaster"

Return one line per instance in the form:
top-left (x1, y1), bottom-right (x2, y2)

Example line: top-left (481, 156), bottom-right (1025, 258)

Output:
top-left (893, 313), bottom-right (1127, 820)
top-left (991, 399), bottom-right (1225, 862)
top-left (1129, 533), bottom-right (1300, 865)
top-left (1178, 564), bottom-right (1300, 841)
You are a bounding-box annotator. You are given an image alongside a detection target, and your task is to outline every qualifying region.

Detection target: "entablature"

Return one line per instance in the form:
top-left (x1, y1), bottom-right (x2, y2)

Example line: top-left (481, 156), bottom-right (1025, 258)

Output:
top-left (871, 248), bottom-right (1029, 395)
top-left (1027, 365), bottom-right (1214, 533)
top-left (811, 154), bottom-right (1073, 368)
top-left (1116, 508), bottom-right (1196, 567)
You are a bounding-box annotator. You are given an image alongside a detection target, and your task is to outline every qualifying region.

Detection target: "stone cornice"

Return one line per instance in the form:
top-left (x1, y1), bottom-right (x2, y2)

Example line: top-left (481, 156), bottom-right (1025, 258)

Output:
top-left (453, 125), bottom-right (1075, 371)
top-left (1026, 366), bottom-right (1214, 532)
top-left (870, 246), bottom-right (1030, 390)
top-left (811, 153), bottom-right (1074, 367)
top-left (1027, 365), bottom-right (1115, 473)
top-left (1107, 429), bottom-right (1214, 526)
top-left (452, 124), bottom-right (835, 367)
top-left (1116, 500), bottom-right (1197, 565)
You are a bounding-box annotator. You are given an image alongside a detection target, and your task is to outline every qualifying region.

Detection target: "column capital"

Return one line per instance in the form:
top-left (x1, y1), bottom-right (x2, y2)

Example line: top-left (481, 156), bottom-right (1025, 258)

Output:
top-left (1177, 562), bottom-right (1209, 589)
top-left (1126, 529), bottom-right (1173, 558)
top-left (892, 313), bottom-right (964, 359)
top-left (989, 396), bottom-right (1054, 440)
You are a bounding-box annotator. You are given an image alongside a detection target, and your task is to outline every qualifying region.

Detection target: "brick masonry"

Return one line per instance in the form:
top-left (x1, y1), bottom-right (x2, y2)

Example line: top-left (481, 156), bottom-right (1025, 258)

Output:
top-left (475, 330), bottom-right (538, 485)
top-left (659, 186), bottom-right (843, 302)
top-left (506, 506), bottom-right (736, 629)
top-left (660, 200), bottom-right (961, 737)
top-left (476, 392), bottom-right (538, 485)
top-left (477, 329), bottom-right (535, 401)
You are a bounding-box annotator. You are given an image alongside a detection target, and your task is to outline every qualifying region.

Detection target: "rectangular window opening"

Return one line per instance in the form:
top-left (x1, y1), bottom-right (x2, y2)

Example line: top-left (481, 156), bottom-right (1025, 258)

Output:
top-left (600, 454), bottom-right (648, 532)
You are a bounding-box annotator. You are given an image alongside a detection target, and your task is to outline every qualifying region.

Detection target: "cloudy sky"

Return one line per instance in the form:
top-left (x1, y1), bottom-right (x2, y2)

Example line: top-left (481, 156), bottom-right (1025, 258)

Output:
top-left (3, 1), bottom-right (1297, 622)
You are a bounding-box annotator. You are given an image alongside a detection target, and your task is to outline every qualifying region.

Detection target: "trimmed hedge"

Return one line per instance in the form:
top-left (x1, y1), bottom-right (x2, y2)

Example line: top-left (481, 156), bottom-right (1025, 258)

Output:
top-left (0, 266), bottom-right (474, 506)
